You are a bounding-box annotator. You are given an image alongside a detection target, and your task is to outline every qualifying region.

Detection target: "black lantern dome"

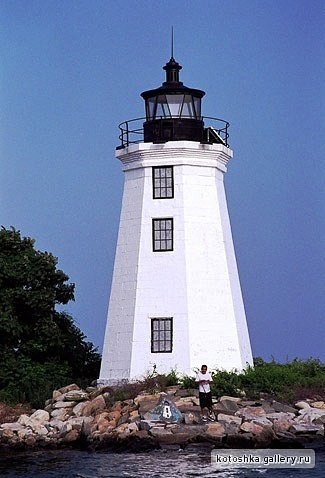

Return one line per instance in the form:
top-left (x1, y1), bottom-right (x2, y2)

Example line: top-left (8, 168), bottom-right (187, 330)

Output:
top-left (141, 57), bottom-right (205, 143)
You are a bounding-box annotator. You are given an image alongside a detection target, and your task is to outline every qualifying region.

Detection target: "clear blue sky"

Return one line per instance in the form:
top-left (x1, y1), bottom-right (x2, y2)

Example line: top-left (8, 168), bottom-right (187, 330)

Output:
top-left (1, 0), bottom-right (324, 363)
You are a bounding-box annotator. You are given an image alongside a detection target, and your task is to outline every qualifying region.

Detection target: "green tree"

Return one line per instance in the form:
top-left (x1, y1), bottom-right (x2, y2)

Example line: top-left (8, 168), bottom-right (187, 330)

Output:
top-left (0, 227), bottom-right (101, 406)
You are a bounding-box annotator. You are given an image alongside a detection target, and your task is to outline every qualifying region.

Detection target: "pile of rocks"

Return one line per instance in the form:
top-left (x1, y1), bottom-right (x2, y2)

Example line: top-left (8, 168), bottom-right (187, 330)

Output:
top-left (0, 384), bottom-right (324, 450)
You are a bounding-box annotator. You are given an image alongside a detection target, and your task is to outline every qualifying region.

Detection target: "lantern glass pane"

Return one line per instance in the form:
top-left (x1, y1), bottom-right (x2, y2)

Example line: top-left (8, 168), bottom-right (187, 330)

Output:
top-left (166, 94), bottom-right (183, 117)
top-left (181, 95), bottom-right (195, 118)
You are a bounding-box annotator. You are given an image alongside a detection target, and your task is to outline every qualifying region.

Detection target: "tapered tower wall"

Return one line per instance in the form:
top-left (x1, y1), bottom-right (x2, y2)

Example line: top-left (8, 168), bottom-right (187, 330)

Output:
top-left (99, 141), bottom-right (253, 384)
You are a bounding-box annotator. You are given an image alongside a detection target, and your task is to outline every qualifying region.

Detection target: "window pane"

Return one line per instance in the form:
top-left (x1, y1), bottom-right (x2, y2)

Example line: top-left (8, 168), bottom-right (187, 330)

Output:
top-left (151, 318), bottom-right (173, 353)
top-left (155, 96), bottom-right (171, 118)
top-left (166, 94), bottom-right (183, 117)
top-left (181, 95), bottom-right (195, 118)
top-left (147, 97), bottom-right (156, 120)
top-left (153, 167), bottom-right (174, 200)
top-left (153, 218), bottom-right (173, 251)
top-left (193, 97), bottom-right (201, 117)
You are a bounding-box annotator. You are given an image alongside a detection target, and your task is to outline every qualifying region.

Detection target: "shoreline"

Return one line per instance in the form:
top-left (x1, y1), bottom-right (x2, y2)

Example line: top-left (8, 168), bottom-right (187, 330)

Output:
top-left (0, 384), bottom-right (324, 452)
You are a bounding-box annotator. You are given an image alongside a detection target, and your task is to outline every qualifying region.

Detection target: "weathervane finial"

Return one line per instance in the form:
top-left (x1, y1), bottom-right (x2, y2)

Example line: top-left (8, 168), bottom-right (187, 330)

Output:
top-left (171, 26), bottom-right (174, 59)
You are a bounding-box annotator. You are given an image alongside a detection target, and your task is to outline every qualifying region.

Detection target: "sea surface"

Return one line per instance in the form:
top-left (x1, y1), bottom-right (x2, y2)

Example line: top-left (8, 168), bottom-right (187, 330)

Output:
top-left (0, 447), bottom-right (324, 478)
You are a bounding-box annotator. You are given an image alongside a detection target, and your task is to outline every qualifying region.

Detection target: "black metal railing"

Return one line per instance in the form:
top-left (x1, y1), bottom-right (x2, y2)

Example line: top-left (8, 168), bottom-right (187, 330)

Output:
top-left (117, 116), bottom-right (229, 148)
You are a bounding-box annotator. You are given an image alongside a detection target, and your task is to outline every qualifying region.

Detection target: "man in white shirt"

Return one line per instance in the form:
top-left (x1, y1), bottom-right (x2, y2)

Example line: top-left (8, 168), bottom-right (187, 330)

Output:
top-left (195, 364), bottom-right (215, 421)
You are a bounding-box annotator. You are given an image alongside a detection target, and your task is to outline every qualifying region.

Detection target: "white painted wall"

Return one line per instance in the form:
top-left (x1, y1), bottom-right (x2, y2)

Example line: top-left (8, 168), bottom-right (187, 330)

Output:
top-left (99, 141), bottom-right (253, 384)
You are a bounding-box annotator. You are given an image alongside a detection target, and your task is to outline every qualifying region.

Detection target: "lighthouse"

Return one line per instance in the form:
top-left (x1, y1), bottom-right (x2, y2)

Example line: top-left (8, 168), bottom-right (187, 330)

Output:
top-left (99, 56), bottom-right (253, 384)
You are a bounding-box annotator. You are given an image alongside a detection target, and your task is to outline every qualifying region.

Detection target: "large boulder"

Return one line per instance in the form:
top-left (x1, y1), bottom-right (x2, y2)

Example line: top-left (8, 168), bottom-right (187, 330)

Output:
top-left (28, 409), bottom-right (50, 425)
top-left (53, 401), bottom-right (77, 409)
top-left (290, 423), bottom-right (324, 435)
top-left (311, 401), bottom-right (325, 409)
top-left (296, 408), bottom-right (325, 424)
top-left (205, 422), bottom-right (226, 438)
top-left (144, 394), bottom-right (182, 423)
top-left (64, 390), bottom-right (89, 402)
top-left (240, 421), bottom-right (264, 434)
top-left (236, 406), bottom-right (266, 420)
top-left (74, 395), bottom-right (106, 417)
top-left (272, 401), bottom-right (297, 414)
top-left (295, 401), bottom-right (311, 410)
top-left (217, 413), bottom-right (242, 426)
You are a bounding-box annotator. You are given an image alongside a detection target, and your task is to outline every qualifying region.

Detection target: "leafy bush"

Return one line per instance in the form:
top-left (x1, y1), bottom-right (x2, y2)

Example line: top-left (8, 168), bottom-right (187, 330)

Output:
top-left (238, 357), bottom-right (325, 402)
top-left (180, 375), bottom-right (196, 389)
top-left (211, 370), bottom-right (241, 397)
top-left (179, 358), bottom-right (325, 403)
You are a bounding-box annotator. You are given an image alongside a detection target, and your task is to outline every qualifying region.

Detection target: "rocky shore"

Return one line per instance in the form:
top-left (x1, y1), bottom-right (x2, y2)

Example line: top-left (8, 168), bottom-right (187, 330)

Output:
top-left (0, 384), bottom-right (324, 451)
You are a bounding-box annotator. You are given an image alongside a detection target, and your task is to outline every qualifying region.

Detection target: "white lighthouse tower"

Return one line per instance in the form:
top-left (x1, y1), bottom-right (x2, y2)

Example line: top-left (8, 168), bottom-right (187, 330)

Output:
top-left (99, 56), bottom-right (253, 384)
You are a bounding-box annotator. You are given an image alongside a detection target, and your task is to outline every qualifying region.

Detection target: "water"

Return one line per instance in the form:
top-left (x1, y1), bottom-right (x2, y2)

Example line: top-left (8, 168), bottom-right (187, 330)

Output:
top-left (0, 448), bottom-right (324, 477)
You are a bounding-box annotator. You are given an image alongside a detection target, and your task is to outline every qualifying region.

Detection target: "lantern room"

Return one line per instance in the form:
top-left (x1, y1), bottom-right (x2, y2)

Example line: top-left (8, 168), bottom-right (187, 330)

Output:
top-left (141, 57), bottom-right (205, 143)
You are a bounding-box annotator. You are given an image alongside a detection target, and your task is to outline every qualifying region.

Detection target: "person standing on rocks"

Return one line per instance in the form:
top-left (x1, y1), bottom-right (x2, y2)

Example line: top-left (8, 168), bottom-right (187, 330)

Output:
top-left (195, 364), bottom-right (215, 422)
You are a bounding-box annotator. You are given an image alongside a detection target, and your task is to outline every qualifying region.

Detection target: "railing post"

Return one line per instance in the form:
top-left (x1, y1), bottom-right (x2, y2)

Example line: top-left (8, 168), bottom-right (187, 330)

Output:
top-left (126, 121), bottom-right (129, 147)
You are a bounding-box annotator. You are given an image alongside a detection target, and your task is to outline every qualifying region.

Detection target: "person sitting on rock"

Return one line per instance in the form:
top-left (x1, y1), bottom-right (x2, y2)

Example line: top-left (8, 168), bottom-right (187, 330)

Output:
top-left (195, 364), bottom-right (215, 422)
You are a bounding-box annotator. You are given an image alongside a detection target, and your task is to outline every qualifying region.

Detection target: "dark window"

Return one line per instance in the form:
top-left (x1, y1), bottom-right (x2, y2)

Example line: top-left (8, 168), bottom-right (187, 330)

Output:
top-left (151, 318), bottom-right (173, 353)
top-left (153, 166), bottom-right (174, 199)
top-left (152, 218), bottom-right (173, 251)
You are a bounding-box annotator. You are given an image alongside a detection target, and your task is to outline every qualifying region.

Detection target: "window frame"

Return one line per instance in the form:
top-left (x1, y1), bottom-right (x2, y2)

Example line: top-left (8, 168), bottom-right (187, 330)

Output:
top-left (152, 218), bottom-right (174, 252)
top-left (152, 166), bottom-right (174, 199)
top-left (151, 317), bottom-right (173, 353)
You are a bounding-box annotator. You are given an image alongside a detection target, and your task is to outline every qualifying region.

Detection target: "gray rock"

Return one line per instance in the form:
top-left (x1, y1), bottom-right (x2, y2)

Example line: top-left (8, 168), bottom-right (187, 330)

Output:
top-left (149, 427), bottom-right (173, 437)
top-left (205, 422), bottom-right (226, 437)
top-left (139, 420), bottom-right (163, 431)
top-left (240, 421), bottom-right (265, 434)
top-left (222, 422), bottom-right (241, 435)
top-left (213, 404), bottom-right (237, 416)
top-left (56, 383), bottom-right (81, 395)
top-left (53, 401), bottom-right (76, 409)
top-left (146, 394), bottom-right (182, 423)
top-left (218, 397), bottom-right (240, 413)
top-left (250, 416), bottom-right (273, 427)
top-left (217, 413), bottom-right (242, 425)
top-left (235, 406), bottom-right (266, 420)
top-left (296, 408), bottom-right (325, 423)
top-left (290, 423), bottom-right (324, 434)
top-left (64, 390), bottom-right (89, 402)
top-left (28, 409), bottom-right (50, 424)
top-left (272, 401), bottom-right (297, 414)
top-left (266, 412), bottom-right (296, 421)
top-left (50, 408), bottom-right (70, 421)
top-left (295, 401), bottom-right (311, 410)
top-left (0, 422), bottom-right (24, 432)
